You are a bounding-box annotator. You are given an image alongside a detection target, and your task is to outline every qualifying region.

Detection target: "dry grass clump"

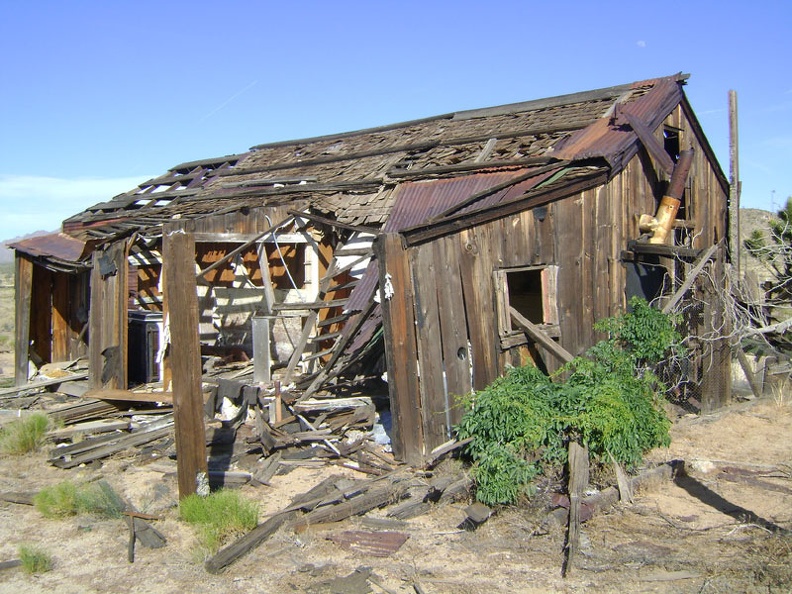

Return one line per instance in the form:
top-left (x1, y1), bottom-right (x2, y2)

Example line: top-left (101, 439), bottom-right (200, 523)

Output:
top-left (0, 412), bottom-right (50, 454)
top-left (33, 480), bottom-right (125, 519)
top-left (18, 544), bottom-right (53, 574)
top-left (179, 489), bottom-right (259, 555)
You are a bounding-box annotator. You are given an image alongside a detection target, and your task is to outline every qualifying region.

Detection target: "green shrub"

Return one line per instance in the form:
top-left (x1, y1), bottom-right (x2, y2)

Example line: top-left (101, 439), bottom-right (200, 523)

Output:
top-left (179, 490), bottom-right (258, 555)
top-left (33, 481), bottom-right (79, 518)
top-left (18, 544), bottom-right (53, 574)
top-left (34, 480), bottom-right (125, 519)
top-left (457, 298), bottom-right (676, 505)
top-left (0, 413), bottom-right (51, 455)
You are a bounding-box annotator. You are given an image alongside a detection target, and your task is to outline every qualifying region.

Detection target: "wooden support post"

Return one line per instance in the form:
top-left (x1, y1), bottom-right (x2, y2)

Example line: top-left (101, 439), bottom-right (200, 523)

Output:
top-left (374, 233), bottom-right (424, 466)
top-left (563, 441), bottom-right (589, 577)
top-left (14, 253), bottom-right (33, 386)
top-left (52, 273), bottom-right (70, 362)
top-left (163, 225), bottom-right (208, 499)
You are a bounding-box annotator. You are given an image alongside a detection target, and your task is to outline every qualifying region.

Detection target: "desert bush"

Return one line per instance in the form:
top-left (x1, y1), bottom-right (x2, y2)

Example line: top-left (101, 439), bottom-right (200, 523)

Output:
top-left (0, 412), bottom-right (50, 454)
top-left (457, 297), bottom-right (675, 506)
top-left (18, 544), bottom-right (53, 574)
top-left (179, 490), bottom-right (258, 555)
top-left (34, 480), bottom-right (125, 519)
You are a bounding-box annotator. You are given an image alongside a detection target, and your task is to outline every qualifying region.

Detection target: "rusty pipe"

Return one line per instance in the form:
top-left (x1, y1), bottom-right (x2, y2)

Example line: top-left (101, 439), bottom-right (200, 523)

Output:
top-left (649, 148), bottom-right (694, 245)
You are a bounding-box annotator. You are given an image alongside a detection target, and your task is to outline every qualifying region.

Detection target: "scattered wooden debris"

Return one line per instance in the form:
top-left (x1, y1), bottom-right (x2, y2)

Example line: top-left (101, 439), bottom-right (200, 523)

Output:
top-left (49, 415), bottom-right (175, 469)
top-left (542, 460), bottom-right (683, 535)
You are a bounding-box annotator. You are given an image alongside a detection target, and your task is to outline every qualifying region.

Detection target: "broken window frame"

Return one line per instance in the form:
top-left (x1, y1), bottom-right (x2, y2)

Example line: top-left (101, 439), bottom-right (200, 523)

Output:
top-left (494, 264), bottom-right (559, 349)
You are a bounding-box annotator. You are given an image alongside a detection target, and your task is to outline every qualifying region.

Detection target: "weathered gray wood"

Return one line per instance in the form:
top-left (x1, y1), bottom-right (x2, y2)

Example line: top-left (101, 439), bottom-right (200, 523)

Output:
top-left (563, 441), bottom-right (589, 577)
top-left (82, 388), bottom-right (173, 403)
top-left (0, 372), bottom-right (90, 397)
top-left (376, 234), bottom-right (424, 465)
top-left (205, 510), bottom-right (297, 574)
top-left (49, 423), bottom-right (173, 469)
top-left (163, 226), bottom-right (208, 499)
top-left (14, 253), bottom-right (33, 386)
top-left (252, 451), bottom-right (282, 485)
top-left (510, 307), bottom-right (574, 364)
top-left (661, 243), bottom-right (719, 314)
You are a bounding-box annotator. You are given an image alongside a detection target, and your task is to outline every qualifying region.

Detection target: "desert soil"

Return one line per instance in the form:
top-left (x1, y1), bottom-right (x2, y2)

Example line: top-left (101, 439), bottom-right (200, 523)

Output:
top-left (0, 376), bottom-right (791, 593)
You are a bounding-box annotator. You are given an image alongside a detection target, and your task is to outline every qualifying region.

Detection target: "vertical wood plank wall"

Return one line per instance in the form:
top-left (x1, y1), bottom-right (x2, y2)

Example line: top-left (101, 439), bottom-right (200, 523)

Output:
top-left (89, 242), bottom-right (128, 390)
top-left (14, 254), bottom-right (33, 385)
top-left (375, 233), bottom-right (424, 466)
top-left (382, 107), bottom-right (731, 459)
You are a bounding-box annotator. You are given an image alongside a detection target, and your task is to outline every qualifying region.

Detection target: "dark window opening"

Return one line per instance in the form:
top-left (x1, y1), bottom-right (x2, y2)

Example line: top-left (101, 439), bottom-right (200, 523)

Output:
top-left (664, 128), bottom-right (681, 161)
top-left (507, 269), bottom-right (544, 324)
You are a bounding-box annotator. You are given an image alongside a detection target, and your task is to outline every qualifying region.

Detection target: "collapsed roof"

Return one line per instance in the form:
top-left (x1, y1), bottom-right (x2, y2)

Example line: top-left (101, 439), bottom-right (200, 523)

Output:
top-left (31, 72), bottom-right (721, 252)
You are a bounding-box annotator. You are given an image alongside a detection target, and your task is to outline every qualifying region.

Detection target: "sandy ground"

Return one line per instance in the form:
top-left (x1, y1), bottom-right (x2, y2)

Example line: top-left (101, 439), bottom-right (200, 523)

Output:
top-left (0, 387), bottom-right (791, 593)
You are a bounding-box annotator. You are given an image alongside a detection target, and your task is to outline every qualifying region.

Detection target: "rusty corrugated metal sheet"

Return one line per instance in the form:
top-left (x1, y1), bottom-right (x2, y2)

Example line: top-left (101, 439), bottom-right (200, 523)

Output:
top-left (328, 530), bottom-right (409, 557)
top-left (345, 169), bottom-right (543, 313)
top-left (383, 169), bottom-right (539, 232)
top-left (10, 232), bottom-right (89, 262)
top-left (552, 75), bottom-right (683, 169)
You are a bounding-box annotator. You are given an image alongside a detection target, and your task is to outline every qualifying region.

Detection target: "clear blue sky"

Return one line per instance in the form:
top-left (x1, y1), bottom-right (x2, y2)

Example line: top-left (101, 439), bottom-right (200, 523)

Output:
top-left (1, 1), bottom-right (790, 241)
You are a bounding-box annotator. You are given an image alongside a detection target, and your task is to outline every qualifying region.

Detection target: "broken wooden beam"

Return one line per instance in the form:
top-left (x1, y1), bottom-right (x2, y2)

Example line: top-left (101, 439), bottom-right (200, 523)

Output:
top-left (48, 415), bottom-right (174, 469)
top-left (0, 372), bottom-right (90, 396)
top-left (82, 389), bottom-right (174, 404)
top-left (510, 307), bottom-right (574, 364)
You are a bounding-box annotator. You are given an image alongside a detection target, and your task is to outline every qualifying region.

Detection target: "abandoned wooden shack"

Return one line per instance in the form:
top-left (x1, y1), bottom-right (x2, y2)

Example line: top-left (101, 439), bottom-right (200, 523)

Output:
top-left (12, 73), bottom-right (731, 466)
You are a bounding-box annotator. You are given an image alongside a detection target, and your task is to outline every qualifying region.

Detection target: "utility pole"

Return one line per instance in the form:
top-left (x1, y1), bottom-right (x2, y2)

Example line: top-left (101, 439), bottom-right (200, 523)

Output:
top-left (729, 89), bottom-right (741, 283)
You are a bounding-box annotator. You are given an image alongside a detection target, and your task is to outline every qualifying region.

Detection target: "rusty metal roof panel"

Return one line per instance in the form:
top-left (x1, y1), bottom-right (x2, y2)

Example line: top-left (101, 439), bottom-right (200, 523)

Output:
top-left (10, 232), bottom-right (89, 262)
top-left (382, 170), bottom-right (535, 232)
top-left (552, 75), bottom-right (684, 167)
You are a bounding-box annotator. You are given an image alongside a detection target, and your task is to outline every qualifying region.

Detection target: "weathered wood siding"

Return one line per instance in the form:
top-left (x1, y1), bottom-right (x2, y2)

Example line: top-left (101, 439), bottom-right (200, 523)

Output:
top-left (382, 106), bottom-right (730, 458)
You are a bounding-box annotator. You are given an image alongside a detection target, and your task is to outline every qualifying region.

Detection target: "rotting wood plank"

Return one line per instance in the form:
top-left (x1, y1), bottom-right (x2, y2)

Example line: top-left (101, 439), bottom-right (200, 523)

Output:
top-left (204, 473), bottom-right (354, 573)
top-left (411, 242), bottom-right (449, 453)
top-left (52, 273), bottom-right (70, 362)
top-left (375, 234), bottom-right (424, 465)
top-left (163, 226), bottom-right (208, 499)
top-left (14, 253), bottom-right (33, 386)
top-left (433, 237), bottom-right (471, 428)
top-left (50, 424), bottom-right (173, 469)
top-left (205, 510), bottom-right (297, 574)
top-left (458, 228), bottom-right (498, 390)
top-left (661, 243), bottom-right (719, 314)
top-left (542, 460), bottom-right (683, 534)
top-left (0, 372), bottom-right (90, 397)
top-left (292, 472), bottom-right (411, 528)
top-left (82, 389), bottom-right (173, 403)
top-left (510, 308), bottom-right (574, 364)
top-left (563, 441), bottom-right (589, 577)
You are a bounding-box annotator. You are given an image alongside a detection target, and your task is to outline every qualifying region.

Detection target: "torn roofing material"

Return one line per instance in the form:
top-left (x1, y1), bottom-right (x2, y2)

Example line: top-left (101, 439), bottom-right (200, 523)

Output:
top-left (58, 73), bottom-right (700, 249)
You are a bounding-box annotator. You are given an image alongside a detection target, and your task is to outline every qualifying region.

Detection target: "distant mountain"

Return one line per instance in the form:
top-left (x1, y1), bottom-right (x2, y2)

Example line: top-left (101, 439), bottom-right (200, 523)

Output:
top-left (0, 230), bottom-right (54, 264)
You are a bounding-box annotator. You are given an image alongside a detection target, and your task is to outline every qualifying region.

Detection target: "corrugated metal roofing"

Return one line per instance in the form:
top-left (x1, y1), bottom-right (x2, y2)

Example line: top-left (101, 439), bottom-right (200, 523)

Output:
top-left (10, 232), bottom-right (89, 263)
